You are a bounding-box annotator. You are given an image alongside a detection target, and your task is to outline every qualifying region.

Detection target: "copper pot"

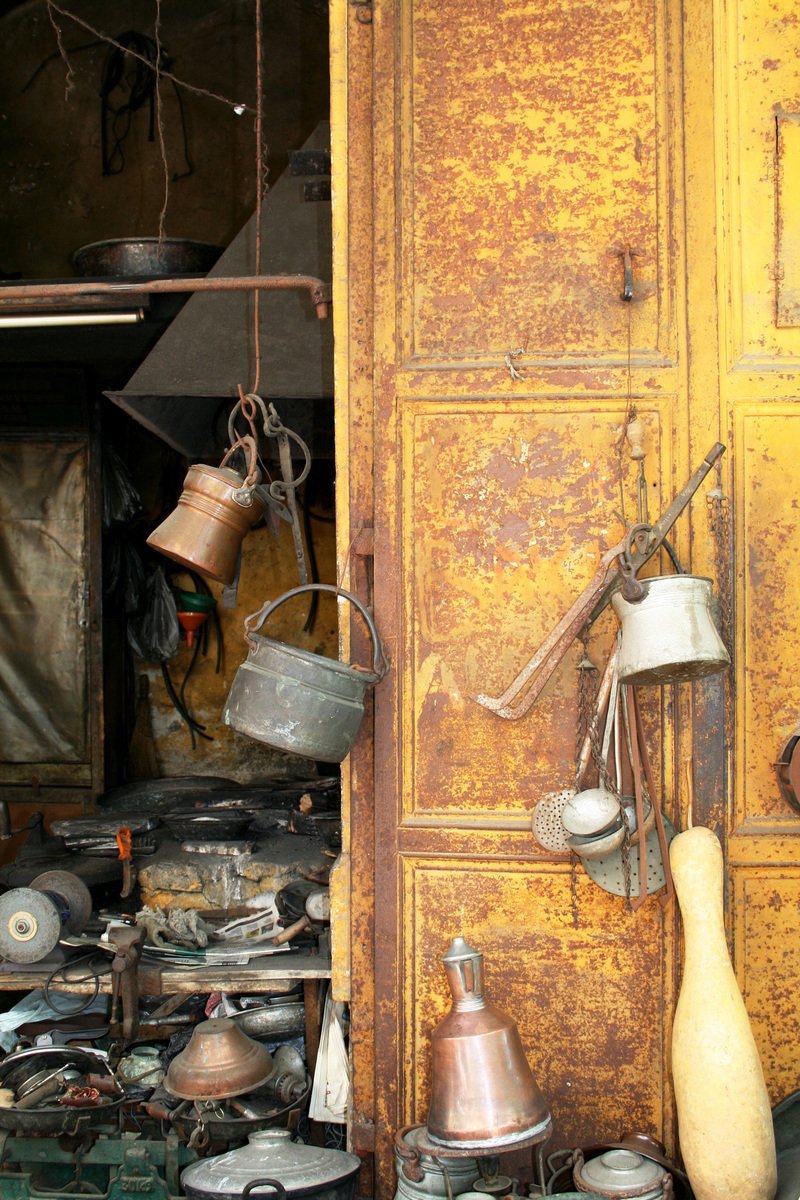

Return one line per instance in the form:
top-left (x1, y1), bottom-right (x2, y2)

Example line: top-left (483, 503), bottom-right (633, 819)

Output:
top-left (164, 1018), bottom-right (273, 1101)
top-left (147, 437), bottom-right (264, 585)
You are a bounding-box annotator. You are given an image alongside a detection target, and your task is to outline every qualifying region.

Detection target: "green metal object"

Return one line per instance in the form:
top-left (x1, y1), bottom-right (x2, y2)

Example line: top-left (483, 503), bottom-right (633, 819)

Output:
top-left (0, 1131), bottom-right (195, 1200)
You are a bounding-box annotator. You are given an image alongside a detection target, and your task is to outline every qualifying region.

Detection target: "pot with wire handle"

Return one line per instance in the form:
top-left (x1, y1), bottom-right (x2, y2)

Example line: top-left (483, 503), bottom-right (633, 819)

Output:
top-left (222, 584), bottom-right (388, 763)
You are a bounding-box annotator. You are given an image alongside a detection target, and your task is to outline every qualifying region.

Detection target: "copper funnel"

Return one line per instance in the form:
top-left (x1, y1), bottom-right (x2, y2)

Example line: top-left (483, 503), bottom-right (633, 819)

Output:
top-left (426, 937), bottom-right (551, 1149)
top-left (147, 462), bottom-right (265, 585)
top-left (164, 1018), bottom-right (273, 1100)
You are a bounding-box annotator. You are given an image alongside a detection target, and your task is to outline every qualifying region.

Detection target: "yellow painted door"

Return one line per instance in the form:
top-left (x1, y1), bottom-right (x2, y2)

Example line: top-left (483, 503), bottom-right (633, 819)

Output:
top-left (330, 0), bottom-right (800, 1194)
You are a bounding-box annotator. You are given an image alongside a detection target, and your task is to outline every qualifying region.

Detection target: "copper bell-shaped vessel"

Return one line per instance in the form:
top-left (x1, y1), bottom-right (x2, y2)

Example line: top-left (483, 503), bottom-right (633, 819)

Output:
top-left (164, 1017), bottom-right (273, 1101)
top-left (426, 937), bottom-right (551, 1149)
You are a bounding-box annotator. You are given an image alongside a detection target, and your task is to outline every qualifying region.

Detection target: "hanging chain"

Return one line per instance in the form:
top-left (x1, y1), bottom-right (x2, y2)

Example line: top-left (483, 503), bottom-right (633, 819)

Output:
top-left (708, 463), bottom-right (734, 745)
top-left (615, 301), bottom-right (638, 526)
top-left (575, 630), bottom-right (598, 779)
top-left (569, 850), bottom-right (580, 929)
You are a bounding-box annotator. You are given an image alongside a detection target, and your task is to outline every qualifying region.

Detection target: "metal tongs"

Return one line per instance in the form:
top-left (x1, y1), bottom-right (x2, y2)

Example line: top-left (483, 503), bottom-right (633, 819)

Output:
top-left (227, 392), bottom-right (312, 587)
top-left (474, 442), bottom-right (726, 720)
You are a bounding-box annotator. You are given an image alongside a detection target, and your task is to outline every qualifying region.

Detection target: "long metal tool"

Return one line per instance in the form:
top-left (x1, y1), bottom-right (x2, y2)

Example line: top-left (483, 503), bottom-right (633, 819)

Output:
top-left (474, 442), bottom-right (726, 720)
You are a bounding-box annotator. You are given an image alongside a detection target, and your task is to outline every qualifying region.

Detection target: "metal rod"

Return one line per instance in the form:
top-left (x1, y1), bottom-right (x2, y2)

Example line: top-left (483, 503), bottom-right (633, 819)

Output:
top-left (0, 274), bottom-right (331, 319)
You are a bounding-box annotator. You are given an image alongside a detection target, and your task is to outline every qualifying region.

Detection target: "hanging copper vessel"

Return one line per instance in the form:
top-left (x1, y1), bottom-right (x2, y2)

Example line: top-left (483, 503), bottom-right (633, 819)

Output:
top-left (147, 436), bottom-right (265, 585)
top-left (426, 937), bottom-right (551, 1149)
top-left (164, 1018), bottom-right (273, 1101)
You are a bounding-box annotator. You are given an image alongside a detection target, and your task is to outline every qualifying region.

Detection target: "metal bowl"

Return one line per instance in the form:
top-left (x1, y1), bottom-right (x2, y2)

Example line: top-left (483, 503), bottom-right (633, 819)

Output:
top-left (0, 1046), bottom-right (123, 1135)
top-left (72, 238), bottom-right (223, 278)
top-left (561, 787), bottom-right (621, 837)
top-left (165, 1019), bottom-right (273, 1101)
top-left (567, 816), bottom-right (626, 861)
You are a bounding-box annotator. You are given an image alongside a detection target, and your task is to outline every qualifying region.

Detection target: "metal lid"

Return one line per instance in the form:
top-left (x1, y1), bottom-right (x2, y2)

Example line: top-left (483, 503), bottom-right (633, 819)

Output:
top-left (576, 1150), bottom-right (666, 1198)
top-left (180, 1130), bottom-right (361, 1199)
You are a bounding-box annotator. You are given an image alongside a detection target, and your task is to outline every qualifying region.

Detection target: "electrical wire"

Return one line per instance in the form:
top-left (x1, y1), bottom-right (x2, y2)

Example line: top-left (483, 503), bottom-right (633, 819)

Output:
top-left (44, 951), bottom-right (113, 1016)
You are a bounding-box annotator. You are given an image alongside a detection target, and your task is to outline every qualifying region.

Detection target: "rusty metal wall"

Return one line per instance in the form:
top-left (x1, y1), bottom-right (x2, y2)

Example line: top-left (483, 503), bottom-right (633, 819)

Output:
top-left (334, 0), bottom-right (800, 1193)
top-left (709, 0), bottom-right (800, 1116)
top-left (338, 0), bottom-right (689, 1192)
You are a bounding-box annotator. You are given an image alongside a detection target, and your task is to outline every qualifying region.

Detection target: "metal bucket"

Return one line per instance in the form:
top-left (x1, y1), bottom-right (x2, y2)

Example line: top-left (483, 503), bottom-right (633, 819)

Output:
top-left (394, 1126), bottom-right (480, 1200)
top-left (611, 575), bottom-right (730, 686)
top-left (223, 584), bottom-right (388, 763)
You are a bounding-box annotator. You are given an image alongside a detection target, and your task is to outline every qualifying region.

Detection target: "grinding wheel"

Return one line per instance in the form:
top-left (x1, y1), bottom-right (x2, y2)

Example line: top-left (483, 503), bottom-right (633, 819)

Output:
top-left (30, 870), bottom-right (92, 934)
top-left (0, 887), bottom-right (62, 963)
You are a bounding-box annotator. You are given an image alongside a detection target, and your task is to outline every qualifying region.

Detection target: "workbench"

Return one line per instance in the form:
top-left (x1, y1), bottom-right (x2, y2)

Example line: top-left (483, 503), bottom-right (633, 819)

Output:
top-left (0, 949), bottom-right (333, 1094)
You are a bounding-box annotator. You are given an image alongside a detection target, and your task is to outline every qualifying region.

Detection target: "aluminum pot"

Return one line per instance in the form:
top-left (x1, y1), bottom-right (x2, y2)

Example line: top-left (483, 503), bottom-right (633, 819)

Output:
top-left (573, 1149), bottom-right (669, 1200)
top-left (180, 1128), bottom-right (361, 1200)
top-left (223, 584), bottom-right (388, 763)
top-left (611, 575), bottom-right (730, 686)
top-left (394, 1125), bottom-right (480, 1200)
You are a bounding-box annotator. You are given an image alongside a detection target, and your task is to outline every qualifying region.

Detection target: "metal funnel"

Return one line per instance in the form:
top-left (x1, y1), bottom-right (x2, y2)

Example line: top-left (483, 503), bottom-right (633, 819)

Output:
top-left (426, 937), bottom-right (551, 1150)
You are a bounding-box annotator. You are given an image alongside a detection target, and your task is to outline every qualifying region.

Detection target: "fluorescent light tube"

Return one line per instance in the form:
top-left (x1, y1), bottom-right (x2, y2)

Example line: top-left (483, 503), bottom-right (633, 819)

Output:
top-left (0, 311), bottom-right (144, 329)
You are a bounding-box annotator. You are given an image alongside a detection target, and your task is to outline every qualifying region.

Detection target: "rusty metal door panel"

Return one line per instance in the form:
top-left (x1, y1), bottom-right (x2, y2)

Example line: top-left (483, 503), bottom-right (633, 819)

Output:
top-left (402, 858), bottom-right (676, 1153)
top-left (733, 870), bottom-right (800, 1104)
top-left (683, 0), bottom-right (800, 1127)
top-left (399, 0), bottom-right (675, 367)
top-left (715, 0), bottom-right (800, 380)
top-left (336, 0), bottom-right (694, 1193)
top-left (402, 402), bottom-right (668, 822)
top-left (733, 409), bottom-right (800, 832)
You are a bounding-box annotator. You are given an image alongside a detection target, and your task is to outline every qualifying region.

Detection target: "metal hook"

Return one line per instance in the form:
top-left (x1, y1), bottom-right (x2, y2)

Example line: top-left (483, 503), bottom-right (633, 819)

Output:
top-left (620, 247), bottom-right (635, 302)
top-left (609, 245), bottom-right (642, 302)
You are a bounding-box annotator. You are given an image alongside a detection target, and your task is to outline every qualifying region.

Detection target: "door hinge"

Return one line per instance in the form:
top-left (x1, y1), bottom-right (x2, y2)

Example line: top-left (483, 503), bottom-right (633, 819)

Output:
top-left (77, 581), bottom-right (91, 628)
top-left (350, 1116), bottom-right (376, 1154)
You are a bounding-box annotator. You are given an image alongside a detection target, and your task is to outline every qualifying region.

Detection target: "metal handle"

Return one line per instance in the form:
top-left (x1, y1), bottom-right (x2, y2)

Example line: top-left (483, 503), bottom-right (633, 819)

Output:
top-left (241, 1181), bottom-right (287, 1200)
top-left (243, 583), bottom-right (389, 681)
top-left (219, 434), bottom-right (261, 503)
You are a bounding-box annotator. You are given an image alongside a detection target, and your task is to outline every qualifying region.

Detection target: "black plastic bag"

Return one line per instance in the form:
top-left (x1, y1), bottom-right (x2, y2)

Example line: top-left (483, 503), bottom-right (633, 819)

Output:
top-left (102, 443), bottom-right (142, 528)
top-left (105, 537), bottom-right (148, 616)
top-left (127, 566), bottom-right (180, 661)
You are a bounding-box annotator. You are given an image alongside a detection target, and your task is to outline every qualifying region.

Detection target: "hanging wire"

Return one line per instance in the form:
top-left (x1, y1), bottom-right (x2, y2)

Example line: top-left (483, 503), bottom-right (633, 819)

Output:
top-left (153, 0), bottom-right (169, 240)
top-left (251, 0), bottom-right (267, 396)
top-left (45, 1), bottom-right (254, 114)
top-left (614, 298), bottom-right (638, 527)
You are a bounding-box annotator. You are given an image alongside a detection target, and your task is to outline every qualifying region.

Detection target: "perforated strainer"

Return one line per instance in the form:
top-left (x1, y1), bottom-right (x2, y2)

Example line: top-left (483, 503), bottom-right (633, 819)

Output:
top-left (582, 814), bottom-right (676, 896)
top-left (532, 789), bottom-right (575, 853)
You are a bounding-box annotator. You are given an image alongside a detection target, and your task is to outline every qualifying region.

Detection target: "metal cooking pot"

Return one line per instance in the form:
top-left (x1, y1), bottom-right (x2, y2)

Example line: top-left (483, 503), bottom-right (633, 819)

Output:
top-left (611, 575), bottom-right (730, 686)
top-left (180, 1128), bottom-right (361, 1200)
top-left (0, 1046), bottom-right (123, 1135)
top-left (223, 584), bottom-right (388, 763)
top-left (394, 1125), bottom-right (480, 1200)
top-left (72, 238), bottom-right (223, 277)
top-left (147, 437), bottom-right (265, 586)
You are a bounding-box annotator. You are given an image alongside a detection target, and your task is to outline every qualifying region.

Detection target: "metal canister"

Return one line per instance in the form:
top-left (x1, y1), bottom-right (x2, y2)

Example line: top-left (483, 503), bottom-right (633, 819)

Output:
top-left (611, 575), bottom-right (729, 686)
top-left (573, 1149), bottom-right (670, 1200)
top-left (394, 1126), bottom-right (480, 1200)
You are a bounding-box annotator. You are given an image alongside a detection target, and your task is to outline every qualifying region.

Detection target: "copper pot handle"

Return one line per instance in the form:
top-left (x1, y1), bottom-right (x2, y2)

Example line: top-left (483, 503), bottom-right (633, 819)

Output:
top-left (220, 433), bottom-right (261, 499)
top-left (243, 583), bottom-right (389, 681)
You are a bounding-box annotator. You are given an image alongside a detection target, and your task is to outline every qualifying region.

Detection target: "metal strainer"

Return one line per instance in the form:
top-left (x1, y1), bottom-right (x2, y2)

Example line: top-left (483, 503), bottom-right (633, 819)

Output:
top-left (582, 814), bottom-right (675, 897)
top-left (532, 788), bottom-right (575, 853)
